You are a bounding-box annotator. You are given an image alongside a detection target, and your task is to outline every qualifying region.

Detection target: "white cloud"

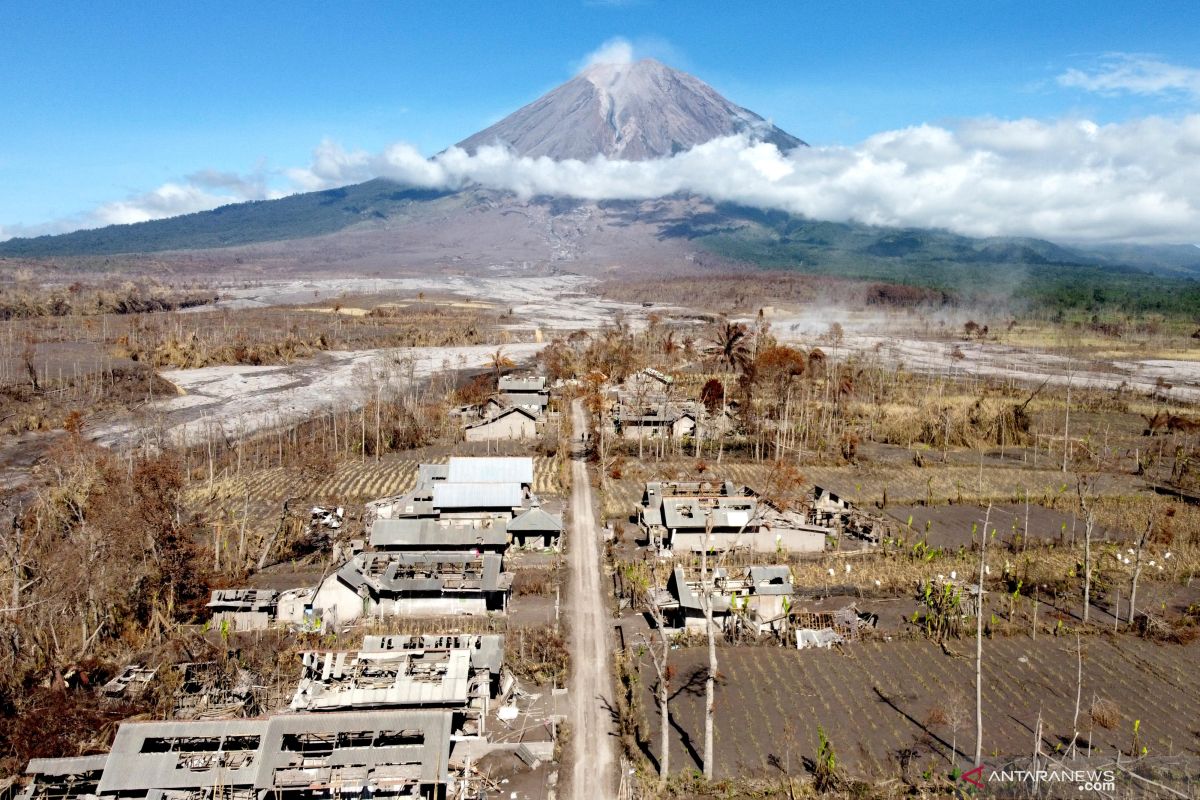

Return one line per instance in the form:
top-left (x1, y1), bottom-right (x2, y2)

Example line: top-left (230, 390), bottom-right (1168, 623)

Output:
top-left (580, 37), bottom-right (634, 69)
top-left (281, 114), bottom-right (1200, 244)
top-left (7, 114), bottom-right (1200, 245)
top-left (1058, 54), bottom-right (1200, 99)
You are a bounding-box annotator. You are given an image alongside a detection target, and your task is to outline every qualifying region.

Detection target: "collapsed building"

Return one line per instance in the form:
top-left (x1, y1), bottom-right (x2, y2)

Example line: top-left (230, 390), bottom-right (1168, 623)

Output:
top-left (21, 710), bottom-right (457, 800)
top-left (638, 480), bottom-right (829, 554)
top-left (290, 634), bottom-right (505, 735)
top-left (657, 564), bottom-right (794, 633)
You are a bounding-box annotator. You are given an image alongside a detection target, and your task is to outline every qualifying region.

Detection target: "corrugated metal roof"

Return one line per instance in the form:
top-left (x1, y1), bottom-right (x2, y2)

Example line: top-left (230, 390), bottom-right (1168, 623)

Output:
top-left (99, 719), bottom-right (266, 793)
top-left (661, 497), bottom-right (757, 530)
top-left (498, 376), bottom-right (546, 392)
top-left (508, 506), bottom-right (563, 533)
top-left (290, 649), bottom-right (472, 711)
top-left (432, 482), bottom-right (523, 509)
top-left (25, 755), bottom-right (109, 776)
top-left (446, 456), bottom-right (533, 485)
top-left (370, 517), bottom-right (509, 548)
top-left (416, 463), bottom-right (449, 491)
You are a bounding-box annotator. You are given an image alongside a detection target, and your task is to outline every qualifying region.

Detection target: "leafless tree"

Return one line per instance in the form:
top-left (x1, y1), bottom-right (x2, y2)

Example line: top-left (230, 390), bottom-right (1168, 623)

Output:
top-left (975, 504), bottom-right (992, 767)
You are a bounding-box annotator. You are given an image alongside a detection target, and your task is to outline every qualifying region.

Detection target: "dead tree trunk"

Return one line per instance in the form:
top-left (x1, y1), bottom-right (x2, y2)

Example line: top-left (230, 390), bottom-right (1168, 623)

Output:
top-left (700, 514), bottom-right (716, 781)
top-left (975, 504), bottom-right (992, 767)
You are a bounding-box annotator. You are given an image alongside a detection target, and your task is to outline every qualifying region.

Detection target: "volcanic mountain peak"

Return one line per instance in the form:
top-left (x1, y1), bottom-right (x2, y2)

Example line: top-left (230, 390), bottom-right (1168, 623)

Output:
top-left (455, 58), bottom-right (805, 162)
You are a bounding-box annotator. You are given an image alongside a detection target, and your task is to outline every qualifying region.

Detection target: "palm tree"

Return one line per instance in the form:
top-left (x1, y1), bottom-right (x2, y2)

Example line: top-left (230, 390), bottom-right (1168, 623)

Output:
top-left (708, 321), bottom-right (752, 373)
top-left (488, 348), bottom-right (515, 384)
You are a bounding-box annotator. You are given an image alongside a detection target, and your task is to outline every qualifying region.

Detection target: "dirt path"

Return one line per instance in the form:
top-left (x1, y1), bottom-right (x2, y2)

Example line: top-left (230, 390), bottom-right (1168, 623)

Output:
top-left (567, 398), bottom-right (617, 799)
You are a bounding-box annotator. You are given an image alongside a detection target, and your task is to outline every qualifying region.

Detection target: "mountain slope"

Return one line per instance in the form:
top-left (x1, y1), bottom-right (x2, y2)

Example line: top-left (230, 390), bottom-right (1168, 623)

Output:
top-left (456, 58), bottom-right (804, 160)
top-left (0, 181), bottom-right (449, 257)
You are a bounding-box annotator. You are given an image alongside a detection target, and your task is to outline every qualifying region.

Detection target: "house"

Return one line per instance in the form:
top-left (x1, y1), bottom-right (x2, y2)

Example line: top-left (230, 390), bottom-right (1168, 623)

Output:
top-left (463, 405), bottom-right (538, 441)
top-left (18, 756), bottom-right (106, 800)
top-left (639, 480), bottom-right (827, 554)
top-left (206, 588), bottom-right (278, 631)
top-left (305, 551), bottom-right (513, 623)
top-left (24, 710), bottom-right (458, 800)
top-left (290, 634), bottom-right (505, 736)
top-left (498, 375), bottom-right (550, 413)
top-left (660, 565), bottom-right (793, 632)
top-left (623, 367), bottom-right (674, 397)
top-left (614, 405), bottom-right (697, 440)
top-left (507, 504), bottom-right (563, 550)
top-left (369, 515), bottom-right (510, 553)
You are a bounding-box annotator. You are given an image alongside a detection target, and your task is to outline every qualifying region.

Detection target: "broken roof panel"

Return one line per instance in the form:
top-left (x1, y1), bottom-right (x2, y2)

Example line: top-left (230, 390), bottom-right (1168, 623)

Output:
top-left (660, 496), bottom-right (758, 530)
top-left (446, 456), bottom-right (533, 485)
top-left (257, 710), bottom-right (452, 788)
top-left (98, 718), bottom-right (266, 794)
top-left (416, 463), bottom-right (449, 491)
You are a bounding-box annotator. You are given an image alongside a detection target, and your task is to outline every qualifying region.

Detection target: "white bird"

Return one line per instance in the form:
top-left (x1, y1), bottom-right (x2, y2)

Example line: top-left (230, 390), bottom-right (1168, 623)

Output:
top-left (950, 570), bottom-right (957, 580)
top-left (1165, 552), bottom-right (1173, 559)
top-left (874, 579), bottom-right (882, 587)
top-left (845, 564), bottom-right (852, 574)
top-left (985, 565), bottom-right (991, 575)
top-left (827, 568), bottom-right (835, 577)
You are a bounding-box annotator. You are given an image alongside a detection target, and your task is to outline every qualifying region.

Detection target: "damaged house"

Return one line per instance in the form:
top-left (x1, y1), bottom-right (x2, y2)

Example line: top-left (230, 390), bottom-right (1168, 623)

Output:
top-left (305, 550), bottom-right (513, 623)
top-left (497, 375), bottom-right (550, 414)
top-left (21, 710), bottom-right (457, 800)
top-left (639, 480), bottom-right (828, 554)
top-left (290, 634), bottom-right (505, 737)
top-left (207, 588), bottom-right (279, 632)
top-left (657, 565), bottom-right (794, 633)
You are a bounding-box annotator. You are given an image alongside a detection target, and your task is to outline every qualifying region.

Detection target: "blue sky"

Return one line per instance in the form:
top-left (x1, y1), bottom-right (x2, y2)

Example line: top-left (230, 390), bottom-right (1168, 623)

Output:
top-left (3, 0), bottom-right (1200, 240)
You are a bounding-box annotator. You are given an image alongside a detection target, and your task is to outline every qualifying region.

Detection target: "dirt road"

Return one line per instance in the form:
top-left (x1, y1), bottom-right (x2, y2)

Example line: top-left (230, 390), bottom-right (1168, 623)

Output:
top-left (567, 398), bottom-right (617, 799)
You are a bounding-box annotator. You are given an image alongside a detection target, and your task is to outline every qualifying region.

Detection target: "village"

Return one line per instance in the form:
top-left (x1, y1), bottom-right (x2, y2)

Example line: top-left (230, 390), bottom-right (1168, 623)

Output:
top-left (3, 285), bottom-right (1200, 800)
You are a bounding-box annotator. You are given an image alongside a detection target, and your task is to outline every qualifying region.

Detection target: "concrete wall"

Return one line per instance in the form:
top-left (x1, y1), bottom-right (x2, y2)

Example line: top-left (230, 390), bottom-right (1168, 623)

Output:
top-left (671, 527), bottom-right (826, 554)
top-left (465, 413), bottom-right (537, 441)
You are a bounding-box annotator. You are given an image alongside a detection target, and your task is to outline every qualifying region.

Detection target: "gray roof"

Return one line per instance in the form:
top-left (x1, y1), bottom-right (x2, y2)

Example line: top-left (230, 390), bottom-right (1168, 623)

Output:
top-left (25, 755), bottom-right (108, 776)
top-left (416, 463), bottom-right (449, 491)
top-left (370, 516), bottom-right (510, 549)
top-left (339, 551), bottom-right (509, 595)
top-left (432, 482), bottom-right (523, 510)
top-left (85, 710), bottom-right (454, 794)
top-left (207, 588), bottom-right (277, 611)
top-left (258, 710), bottom-right (452, 787)
top-left (99, 718), bottom-right (266, 793)
top-left (501, 392), bottom-right (549, 408)
top-left (750, 566), bottom-right (794, 595)
top-left (446, 456), bottom-right (534, 485)
top-left (362, 634), bottom-right (505, 675)
top-left (660, 496), bottom-right (757, 530)
top-left (668, 567), bottom-right (731, 613)
top-left (464, 405), bottom-right (538, 429)
top-left (508, 506), bottom-right (563, 533)
top-left (498, 376), bottom-right (546, 392)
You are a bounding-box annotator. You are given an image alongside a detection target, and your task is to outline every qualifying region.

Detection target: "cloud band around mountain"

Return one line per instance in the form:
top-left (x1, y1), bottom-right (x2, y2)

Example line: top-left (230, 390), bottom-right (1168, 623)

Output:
top-left (6, 114), bottom-right (1200, 245)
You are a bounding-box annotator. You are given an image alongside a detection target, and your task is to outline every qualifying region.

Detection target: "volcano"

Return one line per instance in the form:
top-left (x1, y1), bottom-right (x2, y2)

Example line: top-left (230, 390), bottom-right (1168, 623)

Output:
top-left (455, 58), bottom-right (805, 161)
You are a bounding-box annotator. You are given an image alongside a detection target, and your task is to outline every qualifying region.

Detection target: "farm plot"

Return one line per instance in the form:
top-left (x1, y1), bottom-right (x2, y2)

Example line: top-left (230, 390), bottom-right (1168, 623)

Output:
top-left (188, 454), bottom-right (564, 509)
top-left (883, 503), bottom-right (1117, 550)
top-left (637, 638), bottom-right (1200, 781)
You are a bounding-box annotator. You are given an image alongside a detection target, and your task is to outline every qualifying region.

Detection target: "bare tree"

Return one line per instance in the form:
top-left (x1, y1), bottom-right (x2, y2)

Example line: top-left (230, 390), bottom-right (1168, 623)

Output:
top-left (975, 504), bottom-right (992, 767)
top-left (634, 564), bottom-right (672, 786)
top-left (1077, 478), bottom-right (1096, 624)
top-left (1128, 517), bottom-right (1153, 625)
top-left (699, 513), bottom-right (717, 780)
